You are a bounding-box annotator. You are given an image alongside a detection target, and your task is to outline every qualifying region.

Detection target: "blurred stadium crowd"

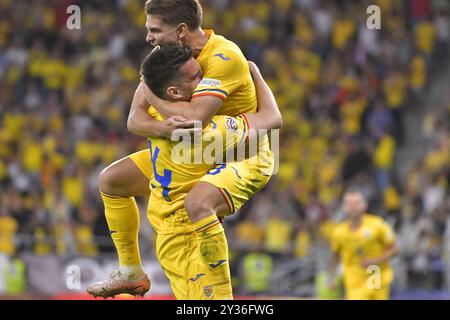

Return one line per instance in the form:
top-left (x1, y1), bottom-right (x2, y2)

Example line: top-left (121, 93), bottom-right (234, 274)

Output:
top-left (0, 0), bottom-right (449, 297)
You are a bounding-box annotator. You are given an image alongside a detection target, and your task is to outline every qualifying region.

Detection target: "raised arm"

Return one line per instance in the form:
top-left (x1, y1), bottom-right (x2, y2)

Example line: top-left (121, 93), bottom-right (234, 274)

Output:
top-left (141, 61), bottom-right (283, 131)
top-left (244, 61), bottom-right (283, 130)
top-left (127, 82), bottom-right (197, 138)
top-left (140, 80), bottom-right (223, 128)
top-left (141, 49), bottom-right (250, 128)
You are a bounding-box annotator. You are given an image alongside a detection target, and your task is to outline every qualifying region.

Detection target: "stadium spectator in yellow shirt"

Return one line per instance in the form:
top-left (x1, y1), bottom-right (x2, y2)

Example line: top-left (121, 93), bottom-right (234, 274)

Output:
top-left (0, 211), bottom-right (18, 257)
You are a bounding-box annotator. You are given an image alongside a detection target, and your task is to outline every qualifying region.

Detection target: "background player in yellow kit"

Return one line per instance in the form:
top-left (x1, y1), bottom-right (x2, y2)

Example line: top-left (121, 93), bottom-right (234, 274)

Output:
top-left (90, 0), bottom-right (278, 297)
top-left (329, 189), bottom-right (400, 300)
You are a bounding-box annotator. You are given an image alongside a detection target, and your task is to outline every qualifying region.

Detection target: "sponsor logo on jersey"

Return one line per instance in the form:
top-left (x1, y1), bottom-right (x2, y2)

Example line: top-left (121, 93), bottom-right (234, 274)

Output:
top-left (198, 78), bottom-right (222, 87)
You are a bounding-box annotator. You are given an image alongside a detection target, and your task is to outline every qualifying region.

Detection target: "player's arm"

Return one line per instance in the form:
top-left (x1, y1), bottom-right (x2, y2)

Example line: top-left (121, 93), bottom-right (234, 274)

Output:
top-left (362, 222), bottom-right (399, 268)
top-left (361, 243), bottom-right (399, 268)
top-left (330, 251), bottom-right (340, 283)
top-left (141, 84), bottom-right (222, 128)
top-left (244, 61), bottom-right (283, 130)
top-left (127, 82), bottom-right (197, 138)
top-left (328, 228), bottom-right (341, 290)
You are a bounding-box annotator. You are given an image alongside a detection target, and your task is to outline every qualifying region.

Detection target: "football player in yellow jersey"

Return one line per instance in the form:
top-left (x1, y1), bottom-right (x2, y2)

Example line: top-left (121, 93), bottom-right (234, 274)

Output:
top-left (329, 189), bottom-right (399, 300)
top-left (88, 0), bottom-right (279, 298)
top-left (87, 44), bottom-right (280, 298)
top-left (143, 45), bottom-right (279, 299)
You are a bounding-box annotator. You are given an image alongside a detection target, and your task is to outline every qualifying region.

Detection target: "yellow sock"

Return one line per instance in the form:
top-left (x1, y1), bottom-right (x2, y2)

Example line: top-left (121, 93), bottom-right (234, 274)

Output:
top-left (191, 215), bottom-right (232, 299)
top-left (101, 192), bottom-right (144, 279)
top-left (192, 215), bottom-right (229, 266)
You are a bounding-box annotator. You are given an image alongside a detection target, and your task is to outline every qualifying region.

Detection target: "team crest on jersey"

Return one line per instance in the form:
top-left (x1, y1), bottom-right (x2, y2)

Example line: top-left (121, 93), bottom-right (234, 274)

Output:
top-left (203, 285), bottom-right (213, 298)
top-left (225, 117), bottom-right (238, 133)
top-left (363, 229), bottom-right (372, 239)
top-left (198, 78), bottom-right (221, 87)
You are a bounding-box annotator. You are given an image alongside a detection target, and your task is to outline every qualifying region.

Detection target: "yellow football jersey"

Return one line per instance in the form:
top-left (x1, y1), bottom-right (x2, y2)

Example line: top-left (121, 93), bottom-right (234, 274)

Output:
top-left (331, 214), bottom-right (396, 289)
top-left (190, 29), bottom-right (271, 165)
top-left (192, 30), bottom-right (257, 116)
top-left (144, 29), bottom-right (272, 235)
top-left (147, 113), bottom-right (249, 235)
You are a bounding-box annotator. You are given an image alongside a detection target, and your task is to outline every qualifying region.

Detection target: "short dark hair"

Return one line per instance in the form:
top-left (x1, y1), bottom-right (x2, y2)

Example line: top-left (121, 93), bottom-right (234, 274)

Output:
top-left (140, 45), bottom-right (193, 99)
top-left (145, 0), bottom-right (203, 30)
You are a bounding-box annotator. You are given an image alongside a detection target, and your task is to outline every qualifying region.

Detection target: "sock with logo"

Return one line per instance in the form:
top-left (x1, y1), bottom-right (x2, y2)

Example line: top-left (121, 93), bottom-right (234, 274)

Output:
top-left (192, 215), bottom-right (229, 269)
top-left (191, 214), bottom-right (232, 299)
top-left (101, 191), bottom-right (144, 280)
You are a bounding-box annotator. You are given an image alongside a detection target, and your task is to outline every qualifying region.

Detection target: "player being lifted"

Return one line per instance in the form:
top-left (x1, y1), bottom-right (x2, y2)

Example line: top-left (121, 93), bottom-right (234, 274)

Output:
top-left (87, 0), bottom-right (279, 298)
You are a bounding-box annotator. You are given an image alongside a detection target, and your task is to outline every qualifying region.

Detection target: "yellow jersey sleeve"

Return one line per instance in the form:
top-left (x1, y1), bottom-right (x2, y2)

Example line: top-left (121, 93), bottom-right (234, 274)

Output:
top-left (192, 49), bottom-right (247, 101)
top-left (330, 225), bottom-right (343, 254)
top-left (377, 220), bottom-right (396, 247)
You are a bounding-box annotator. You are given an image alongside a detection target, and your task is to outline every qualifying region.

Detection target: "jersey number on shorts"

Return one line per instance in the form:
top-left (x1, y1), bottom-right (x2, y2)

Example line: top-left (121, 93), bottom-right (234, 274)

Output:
top-left (149, 143), bottom-right (172, 202)
top-left (207, 163), bottom-right (226, 175)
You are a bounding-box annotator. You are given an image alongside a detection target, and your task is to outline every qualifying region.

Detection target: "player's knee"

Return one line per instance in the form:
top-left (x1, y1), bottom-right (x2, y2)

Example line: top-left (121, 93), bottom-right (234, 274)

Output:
top-left (184, 193), bottom-right (211, 219)
top-left (99, 166), bottom-right (125, 196)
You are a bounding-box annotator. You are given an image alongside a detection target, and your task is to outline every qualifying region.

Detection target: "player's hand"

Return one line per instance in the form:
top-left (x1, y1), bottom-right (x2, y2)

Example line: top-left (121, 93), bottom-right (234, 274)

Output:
top-left (161, 115), bottom-right (191, 137)
top-left (161, 116), bottom-right (201, 138)
top-left (248, 61), bottom-right (261, 78)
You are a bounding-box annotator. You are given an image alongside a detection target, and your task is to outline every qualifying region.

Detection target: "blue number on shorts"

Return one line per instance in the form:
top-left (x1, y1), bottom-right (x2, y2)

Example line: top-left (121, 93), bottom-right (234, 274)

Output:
top-left (207, 163), bottom-right (226, 175)
top-left (149, 141), bottom-right (172, 202)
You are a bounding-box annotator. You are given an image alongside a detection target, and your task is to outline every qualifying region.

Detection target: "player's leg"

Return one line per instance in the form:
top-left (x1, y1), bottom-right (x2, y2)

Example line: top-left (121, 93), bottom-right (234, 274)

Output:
top-left (87, 150), bottom-right (152, 298)
top-left (100, 151), bottom-right (151, 276)
top-left (155, 233), bottom-right (190, 299)
top-left (184, 181), bottom-right (231, 223)
top-left (182, 175), bottom-right (235, 300)
top-left (185, 147), bottom-right (274, 223)
top-left (183, 183), bottom-right (231, 298)
top-left (156, 231), bottom-right (232, 300)
top-left (344, 282), bottom-right (374, 300)
top-left (183, 150), bottom-right (274, 299)
top-left (347, 281), bottom-right (390, 300)
top-left (186, 231), bottom-right (233, 300)
top-left (100, 151), bottom-right (151, 198)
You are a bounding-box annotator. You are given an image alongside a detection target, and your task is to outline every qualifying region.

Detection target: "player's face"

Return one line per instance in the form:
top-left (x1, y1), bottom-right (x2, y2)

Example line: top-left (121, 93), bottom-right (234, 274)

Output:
top-left (343, 192), bottom-right (367, 220)
top-left (167, 58), bottom-right (203, 101)
top-left (177, 58), bottom-right (203, 100)
top-left (145, 15), bottom-right (180, 46)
